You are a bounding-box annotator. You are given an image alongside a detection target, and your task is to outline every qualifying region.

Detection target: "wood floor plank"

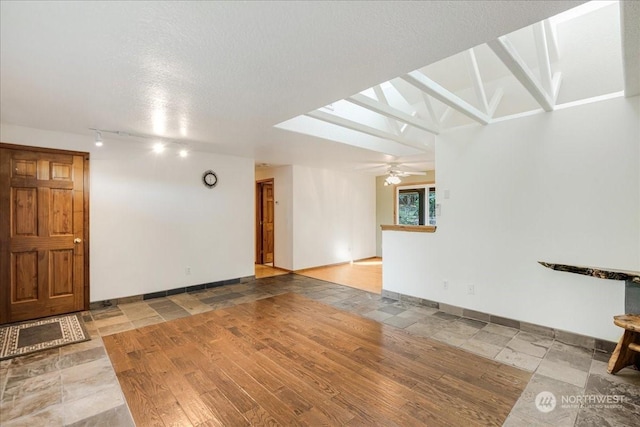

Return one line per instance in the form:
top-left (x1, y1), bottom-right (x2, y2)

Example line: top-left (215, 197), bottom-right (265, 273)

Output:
top-left (295, 257), bottom-right (382, 294)
top-left (243, 406), bottom-right (281, 426)
top-left (117, 370), bottom-right (166, 426)
top-left (160, 367), bottom-right (220, 425)
top-left (103, 292), bottom-right (531, 427)
top-left (199, 364), bottom-right (261, 414)
top-left (223, 303), bottom-right (443, 426)
top-left (259, 298), bottom-right (457, 389)
top-left (200, 388), bottom-right (252, 427)
top-left (152, 390), bottom-right (194, 427)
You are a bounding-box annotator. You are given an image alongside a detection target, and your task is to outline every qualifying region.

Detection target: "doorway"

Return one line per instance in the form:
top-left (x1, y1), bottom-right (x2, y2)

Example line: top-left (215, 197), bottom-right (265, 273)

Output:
top-left (255, 179), bottom-right (274, 266)
top-left (0, 143), bottom-right (90, 324)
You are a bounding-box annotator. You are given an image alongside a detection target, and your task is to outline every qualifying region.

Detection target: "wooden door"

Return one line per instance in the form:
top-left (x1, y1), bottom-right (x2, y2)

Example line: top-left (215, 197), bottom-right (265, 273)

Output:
top-left (261, 182), bottom-right (274, 263)
top-left (0, 144), bottom-right (89, 324)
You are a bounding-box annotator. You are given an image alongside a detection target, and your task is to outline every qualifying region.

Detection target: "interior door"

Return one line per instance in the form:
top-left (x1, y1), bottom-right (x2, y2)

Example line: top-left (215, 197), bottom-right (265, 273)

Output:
top-left (0, 145), bottom-right (89, 324)
top-left (261, 182), bottom-right (274, 264)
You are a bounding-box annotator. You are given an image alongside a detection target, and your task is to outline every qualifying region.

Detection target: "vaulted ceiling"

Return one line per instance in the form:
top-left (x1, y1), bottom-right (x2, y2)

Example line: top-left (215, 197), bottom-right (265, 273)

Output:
top-left (1, 1), bottom-right (637, 174)
top-left (276, 0), bottom-right (640, 173)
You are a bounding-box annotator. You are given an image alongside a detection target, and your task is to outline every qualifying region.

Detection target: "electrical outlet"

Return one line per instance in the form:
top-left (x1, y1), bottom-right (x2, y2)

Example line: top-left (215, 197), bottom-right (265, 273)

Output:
top-left (443, 280), bottom-right (449, 290)
top-left (467, 284), bottom-right (475, 295)
top-left (185, 266), bottom-right (191, 276)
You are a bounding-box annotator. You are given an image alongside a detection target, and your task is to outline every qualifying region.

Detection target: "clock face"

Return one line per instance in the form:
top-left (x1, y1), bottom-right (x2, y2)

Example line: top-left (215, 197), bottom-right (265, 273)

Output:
top-left (202, 170), bottom-right (218, 188)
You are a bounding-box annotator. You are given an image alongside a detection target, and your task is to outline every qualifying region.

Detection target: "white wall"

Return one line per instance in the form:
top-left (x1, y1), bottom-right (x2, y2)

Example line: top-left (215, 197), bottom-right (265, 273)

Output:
top-left (292, 165), bottom-right (376, 270)
top-left (383, 96), bottom-right (640, 342)
top-left (256, 166), bottom-right (294, 270)
top-left (256, 164), bottom-right (376, 271)
top-left (1, 124), bottom-right (255, 301)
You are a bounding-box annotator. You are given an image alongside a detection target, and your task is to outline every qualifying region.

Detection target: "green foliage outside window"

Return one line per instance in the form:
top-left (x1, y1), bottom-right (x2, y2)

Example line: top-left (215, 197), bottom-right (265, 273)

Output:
top-left (398, 186), bottom-right (436, 226)
top-left (428, 190), bottom-right (436, 225)
top-left (399, 190), bottom-right (424, 225)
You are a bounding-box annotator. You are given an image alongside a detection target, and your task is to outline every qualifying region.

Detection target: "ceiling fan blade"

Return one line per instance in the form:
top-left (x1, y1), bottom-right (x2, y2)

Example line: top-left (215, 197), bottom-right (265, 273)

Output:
top-left (353, 161), bottom-right (393, 171)
top-left (400, 171), bottom-right (427, 175)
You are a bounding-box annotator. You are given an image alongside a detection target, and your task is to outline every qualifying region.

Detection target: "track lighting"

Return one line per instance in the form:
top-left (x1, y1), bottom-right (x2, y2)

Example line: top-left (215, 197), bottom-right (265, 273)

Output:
top-left (89, 128), bottom-right (192, 157)
top-left (153, 142), bottom-right (165, 153)
top-left (94, 131), bottom-right (103, 147)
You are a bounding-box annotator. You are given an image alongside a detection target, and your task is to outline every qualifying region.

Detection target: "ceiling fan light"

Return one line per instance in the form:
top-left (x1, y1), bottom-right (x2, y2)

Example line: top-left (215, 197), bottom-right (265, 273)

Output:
top-left (386, 175), bottom-right (401, 185)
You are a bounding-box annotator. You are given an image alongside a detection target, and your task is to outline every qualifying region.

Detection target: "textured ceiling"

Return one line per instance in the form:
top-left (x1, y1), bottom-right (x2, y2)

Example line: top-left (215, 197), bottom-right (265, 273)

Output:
top-left (0, 1), bottom-right (586, 171)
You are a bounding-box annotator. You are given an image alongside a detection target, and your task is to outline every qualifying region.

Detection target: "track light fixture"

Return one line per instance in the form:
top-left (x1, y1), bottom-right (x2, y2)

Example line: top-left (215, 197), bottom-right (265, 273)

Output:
top-left (153, 142), bottom-right (165, 153)
top-left (89, 128), bottom-right (190, 158)
top-left (94, 131), bottom-right (103, 147)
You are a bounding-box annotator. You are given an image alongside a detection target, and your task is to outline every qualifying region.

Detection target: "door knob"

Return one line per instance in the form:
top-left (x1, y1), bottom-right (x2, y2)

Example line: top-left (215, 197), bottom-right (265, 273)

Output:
top-left (74, 238), bottom-right (82, 243)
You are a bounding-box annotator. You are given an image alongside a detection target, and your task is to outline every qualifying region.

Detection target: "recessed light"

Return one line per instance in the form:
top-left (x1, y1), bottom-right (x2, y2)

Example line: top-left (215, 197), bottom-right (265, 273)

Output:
top-left (179, 149), bottom-right (188, 158)
top-left (153, 142), bottom-right (165, 153)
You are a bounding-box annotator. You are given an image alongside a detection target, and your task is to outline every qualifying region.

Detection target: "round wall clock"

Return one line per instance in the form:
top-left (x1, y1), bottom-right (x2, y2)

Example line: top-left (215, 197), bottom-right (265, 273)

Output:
top-left (202, 170), bottom-right (218, 188)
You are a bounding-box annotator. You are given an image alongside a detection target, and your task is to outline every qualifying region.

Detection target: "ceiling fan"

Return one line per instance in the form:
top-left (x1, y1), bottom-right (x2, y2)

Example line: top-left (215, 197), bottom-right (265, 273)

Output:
top-left (384, 165), bottom-right (426, 185)
top-left (356, 161), bottom-right (427, 185)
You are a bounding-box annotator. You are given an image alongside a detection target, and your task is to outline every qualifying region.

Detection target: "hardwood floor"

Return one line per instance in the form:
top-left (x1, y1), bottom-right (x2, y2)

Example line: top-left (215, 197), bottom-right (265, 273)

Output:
top-left (103, 293), bottom-right (530, 426)
top-left (255, 264), bottom-right (290, 279)
top-left (296, 257), bottom-right (382, 294)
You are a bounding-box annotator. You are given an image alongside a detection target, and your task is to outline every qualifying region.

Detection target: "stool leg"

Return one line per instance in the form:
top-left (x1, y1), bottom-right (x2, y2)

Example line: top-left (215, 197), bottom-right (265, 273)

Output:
top-left (608, 330), bottom-right (640, 374)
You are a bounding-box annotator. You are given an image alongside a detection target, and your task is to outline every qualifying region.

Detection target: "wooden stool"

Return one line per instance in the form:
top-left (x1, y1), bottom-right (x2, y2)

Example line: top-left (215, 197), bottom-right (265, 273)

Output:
top-left (607, 314), bottom-right (640, 374)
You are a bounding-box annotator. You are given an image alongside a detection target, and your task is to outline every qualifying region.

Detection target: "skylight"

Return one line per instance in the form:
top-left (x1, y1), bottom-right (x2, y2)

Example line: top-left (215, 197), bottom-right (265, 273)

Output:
top-left (275, 1), bottom-right (626, 160)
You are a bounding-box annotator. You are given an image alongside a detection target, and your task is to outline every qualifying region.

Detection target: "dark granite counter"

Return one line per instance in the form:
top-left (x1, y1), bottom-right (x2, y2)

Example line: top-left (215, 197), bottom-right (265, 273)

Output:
top-left (538, 262), bottom-right (640, 284)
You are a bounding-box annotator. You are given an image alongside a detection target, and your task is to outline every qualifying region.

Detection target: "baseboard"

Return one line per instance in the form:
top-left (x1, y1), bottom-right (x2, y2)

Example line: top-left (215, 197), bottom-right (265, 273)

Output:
top-left (294, 256), bottom-right (381, 274)
top-left (89, 275), bottom-right (255, 310)
top-left (381, 289), bottom-right (617, 354)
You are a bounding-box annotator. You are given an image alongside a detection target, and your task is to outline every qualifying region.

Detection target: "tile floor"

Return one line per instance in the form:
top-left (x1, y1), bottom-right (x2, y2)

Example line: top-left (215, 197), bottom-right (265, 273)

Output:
top-left (1, 274), bottom-right (639, 426)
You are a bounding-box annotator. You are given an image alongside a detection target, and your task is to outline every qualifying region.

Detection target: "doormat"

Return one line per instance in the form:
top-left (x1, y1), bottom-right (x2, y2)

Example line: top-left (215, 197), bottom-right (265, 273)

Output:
top-left (0, 313), bottom-right (90, 361)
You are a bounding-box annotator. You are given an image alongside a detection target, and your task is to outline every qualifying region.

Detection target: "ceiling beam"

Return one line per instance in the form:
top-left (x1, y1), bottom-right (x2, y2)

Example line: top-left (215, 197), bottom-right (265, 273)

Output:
top-left (543, 20), bottom-right (560, 64)
top-left (533, 22), bottom-right (554, 95)
top-left (621, 0), bottom-right (640, 97)
top-left (389, 79), bottom-right (441, 131)
top-left (347, 93), bottom-right (440, 135)
top-left (401, 71), bottom-right (491, 125)
top-left (421, 92), bottom-right (441, 130)
top-left (372, 85), bottom-right (402, 135)
top-left (488, 36), bottom-right (555, 112)
top-left (305, 110), bottom-right (428, 151)
top-left (464, 48), bottom-right (490, 114)
top-left (440, 106), bottom-right (453, 124)
top-left (400, 111), bottom-right (417, 136)
top-left (551, 72), bottom-right (562, 103)
top-left (487, 88), bottom-right (504, 117)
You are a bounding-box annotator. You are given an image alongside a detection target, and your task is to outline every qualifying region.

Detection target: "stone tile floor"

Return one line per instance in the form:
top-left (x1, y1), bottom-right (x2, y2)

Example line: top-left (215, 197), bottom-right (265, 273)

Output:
top-left (1, 274), bottom-right (638, 426)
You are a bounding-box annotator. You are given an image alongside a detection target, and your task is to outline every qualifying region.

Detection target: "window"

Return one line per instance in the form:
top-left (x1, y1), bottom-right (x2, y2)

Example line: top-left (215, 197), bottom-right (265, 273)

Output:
top-left (398, 189), bottom-right (425, 225)
top-left (396, 184), bottom-right (436, 226)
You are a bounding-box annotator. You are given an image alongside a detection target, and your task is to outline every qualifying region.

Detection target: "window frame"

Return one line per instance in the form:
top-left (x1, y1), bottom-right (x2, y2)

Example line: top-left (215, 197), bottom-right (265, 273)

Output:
top-left (394, 181), bottom-right (436, 226)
